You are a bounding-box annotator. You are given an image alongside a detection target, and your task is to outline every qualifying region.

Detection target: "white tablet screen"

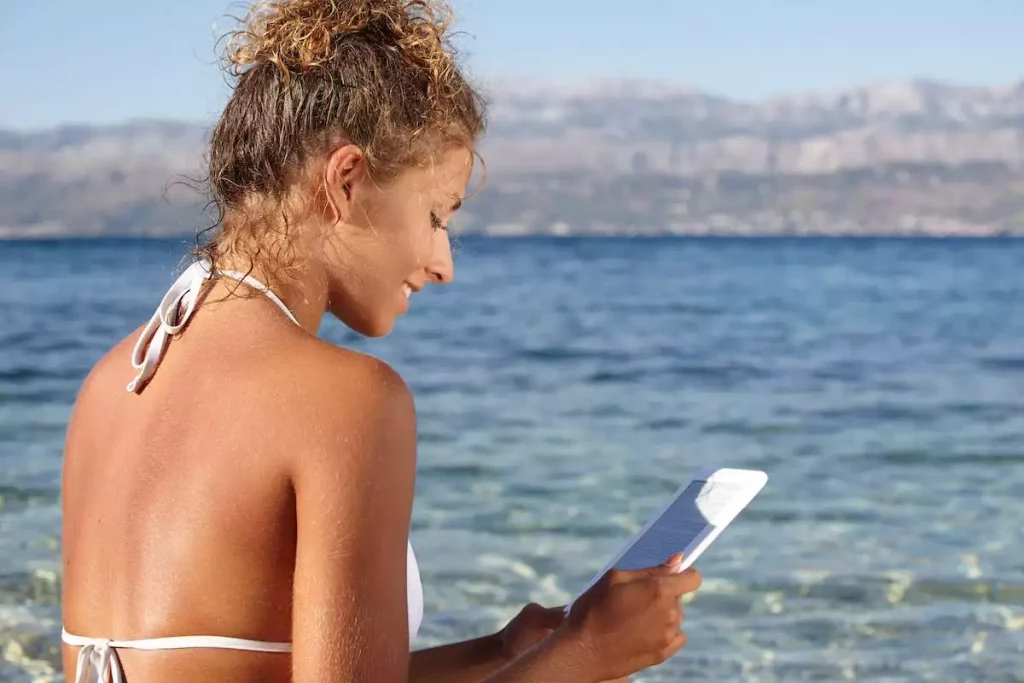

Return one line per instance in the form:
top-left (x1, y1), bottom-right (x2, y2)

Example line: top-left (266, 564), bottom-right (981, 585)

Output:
top-left (612, 478), bottom-right (744, 571)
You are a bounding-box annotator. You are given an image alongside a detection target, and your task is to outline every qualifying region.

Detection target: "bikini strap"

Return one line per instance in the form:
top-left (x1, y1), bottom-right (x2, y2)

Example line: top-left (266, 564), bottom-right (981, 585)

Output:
top-left (127, 260), bottom-right (300, 394)
top-left (63, 628), bottom-right (291, 683)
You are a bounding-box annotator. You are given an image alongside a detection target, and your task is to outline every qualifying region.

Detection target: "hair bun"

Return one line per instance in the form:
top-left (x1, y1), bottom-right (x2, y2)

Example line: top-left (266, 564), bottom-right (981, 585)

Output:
top-left (226, 0), bottom-right (454, 77)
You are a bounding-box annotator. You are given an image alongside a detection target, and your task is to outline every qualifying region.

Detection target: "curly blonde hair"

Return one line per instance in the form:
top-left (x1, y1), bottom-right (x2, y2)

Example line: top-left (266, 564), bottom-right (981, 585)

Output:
top-left (197, 0), bottom-right (486, 285)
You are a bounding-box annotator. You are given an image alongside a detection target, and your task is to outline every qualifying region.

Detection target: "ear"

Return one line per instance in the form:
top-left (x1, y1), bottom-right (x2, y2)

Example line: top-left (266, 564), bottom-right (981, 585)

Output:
top-left (322, 143), bottom-right (367, 223)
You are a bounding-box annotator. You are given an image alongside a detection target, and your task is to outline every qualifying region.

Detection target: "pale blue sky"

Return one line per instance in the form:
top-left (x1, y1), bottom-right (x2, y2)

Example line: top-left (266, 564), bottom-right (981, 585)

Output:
top-left (2, 0), bottom-right (1022, 129)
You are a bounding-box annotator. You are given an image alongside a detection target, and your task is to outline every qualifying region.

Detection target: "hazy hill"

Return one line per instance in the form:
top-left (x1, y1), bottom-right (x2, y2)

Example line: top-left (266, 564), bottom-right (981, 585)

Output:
top-left (3, 79), bottom-right (1024, 238)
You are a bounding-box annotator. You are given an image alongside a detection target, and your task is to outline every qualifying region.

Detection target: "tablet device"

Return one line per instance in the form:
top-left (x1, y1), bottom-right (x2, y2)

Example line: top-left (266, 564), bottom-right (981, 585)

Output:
top-left (569, 468), bottom-right (767, 604)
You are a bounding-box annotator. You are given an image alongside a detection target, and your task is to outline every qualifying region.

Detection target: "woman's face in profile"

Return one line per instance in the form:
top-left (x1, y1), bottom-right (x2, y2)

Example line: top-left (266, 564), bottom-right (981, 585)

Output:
top-left (317, 145), bottom-right (473, 337)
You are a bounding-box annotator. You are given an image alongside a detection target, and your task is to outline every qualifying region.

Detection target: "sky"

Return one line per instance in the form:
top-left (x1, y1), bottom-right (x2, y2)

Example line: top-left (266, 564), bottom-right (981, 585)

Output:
top-left (2, 0), bottom-right (1022, 130)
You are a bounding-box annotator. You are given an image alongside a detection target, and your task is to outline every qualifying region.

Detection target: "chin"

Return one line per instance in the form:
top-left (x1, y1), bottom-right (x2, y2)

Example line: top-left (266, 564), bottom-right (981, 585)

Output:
top-left (361, 320), bottom-right (395, 338)
top-left (332, 306), bottom-right (396, 338)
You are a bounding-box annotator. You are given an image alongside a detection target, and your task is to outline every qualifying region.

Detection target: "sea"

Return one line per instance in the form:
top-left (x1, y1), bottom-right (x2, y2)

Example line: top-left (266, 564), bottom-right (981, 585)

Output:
top-left (1, 236), bottom-right (1023, 682)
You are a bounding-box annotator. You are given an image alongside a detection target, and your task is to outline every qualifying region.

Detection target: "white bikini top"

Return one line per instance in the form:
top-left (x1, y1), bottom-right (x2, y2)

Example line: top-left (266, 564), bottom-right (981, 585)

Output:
top-left (63, 259), bottom-right (424, 683)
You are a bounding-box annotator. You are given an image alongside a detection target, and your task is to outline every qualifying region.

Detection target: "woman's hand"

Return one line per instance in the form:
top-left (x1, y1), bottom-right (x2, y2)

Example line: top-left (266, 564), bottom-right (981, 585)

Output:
top-left (497, 603), bottom-right (567, 661)
top-left (557, 552), bottom-right (703, 682)
top-left (480, 554), bottom-right (700, 683)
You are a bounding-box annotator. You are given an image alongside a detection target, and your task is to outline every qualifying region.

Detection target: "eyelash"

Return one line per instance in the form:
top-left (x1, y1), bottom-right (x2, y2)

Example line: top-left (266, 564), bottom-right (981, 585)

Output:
top-left (430, 212), bottom-right (448, 232)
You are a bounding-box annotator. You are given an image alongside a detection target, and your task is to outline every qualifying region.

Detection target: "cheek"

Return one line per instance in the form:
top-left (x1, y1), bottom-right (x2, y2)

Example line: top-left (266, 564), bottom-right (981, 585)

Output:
top-left (365, 203), bottom-right (422, 258)
top-left (368, 219), bottom-right (432, 291)
top-left (398, 215), bottom-right (436, 270)
top-left (358, 192), bottom-right (434, 281)
top-left (416, 229), bottom-right (440, 265)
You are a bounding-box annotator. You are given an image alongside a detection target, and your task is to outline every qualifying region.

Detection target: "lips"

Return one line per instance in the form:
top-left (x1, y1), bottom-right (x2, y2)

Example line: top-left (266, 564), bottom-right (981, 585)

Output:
top-left (401, 283), bottom-right (412, 299)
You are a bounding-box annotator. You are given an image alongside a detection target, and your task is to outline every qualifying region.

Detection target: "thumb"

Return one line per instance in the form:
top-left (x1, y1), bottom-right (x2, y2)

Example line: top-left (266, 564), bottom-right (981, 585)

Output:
top-left (608, 553), bottom-right (685, 584)
top-left (646, 552), bottom-right (685, 576)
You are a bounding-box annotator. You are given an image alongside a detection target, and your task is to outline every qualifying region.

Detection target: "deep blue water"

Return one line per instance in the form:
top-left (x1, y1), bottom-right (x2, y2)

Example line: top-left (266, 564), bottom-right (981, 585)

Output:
top-left (2, 236), bottom-right (1024, 681)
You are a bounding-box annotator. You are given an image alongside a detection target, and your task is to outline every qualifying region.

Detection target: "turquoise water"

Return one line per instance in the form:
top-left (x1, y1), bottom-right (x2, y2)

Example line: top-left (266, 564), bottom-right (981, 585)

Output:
top-left (2, 237), bottom-right (1024, 681)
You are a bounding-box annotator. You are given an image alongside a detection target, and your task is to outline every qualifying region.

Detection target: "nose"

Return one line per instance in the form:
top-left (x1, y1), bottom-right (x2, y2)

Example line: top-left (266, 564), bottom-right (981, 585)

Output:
top-left (426, 229), bottom-right (455, 284)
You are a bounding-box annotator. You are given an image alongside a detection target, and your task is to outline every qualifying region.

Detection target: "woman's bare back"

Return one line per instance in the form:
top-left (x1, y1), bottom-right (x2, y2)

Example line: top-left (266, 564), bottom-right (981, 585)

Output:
top-left (60, 294), bottom-right (394, 682)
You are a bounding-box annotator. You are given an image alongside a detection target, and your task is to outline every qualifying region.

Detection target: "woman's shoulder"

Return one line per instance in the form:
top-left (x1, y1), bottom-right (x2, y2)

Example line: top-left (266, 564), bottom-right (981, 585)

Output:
top-left (287, 335), bottom-right (414, 412)
top-left (273, 335), bottom-right (419, 472)
top-left (73, 326), bottom-right (417, 455)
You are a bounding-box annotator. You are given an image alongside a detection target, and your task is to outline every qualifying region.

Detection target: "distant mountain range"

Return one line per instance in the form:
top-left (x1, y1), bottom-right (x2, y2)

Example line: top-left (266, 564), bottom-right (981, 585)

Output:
top-left (3, 78), bottom-right (1024, 238)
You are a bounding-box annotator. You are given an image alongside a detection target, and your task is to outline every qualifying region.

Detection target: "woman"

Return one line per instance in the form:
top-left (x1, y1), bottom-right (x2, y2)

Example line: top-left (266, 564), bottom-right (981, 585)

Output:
top-left (60, 1), bottom-right (702, 681)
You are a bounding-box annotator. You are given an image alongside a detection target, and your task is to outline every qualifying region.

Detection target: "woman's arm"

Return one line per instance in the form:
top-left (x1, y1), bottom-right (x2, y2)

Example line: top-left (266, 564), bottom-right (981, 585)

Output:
top-left (410, 602), bottom-right (564, 682)
top-left (482, 627), bottom-right (598, 683)
top-left (410, 632), bottom-right (627, 683)
top-left (413, 629), bottom-right (603, 683)
top-left (288, 354), bottom-right (667, 683)
top-left (409, 634), bottom-right (510, 683)
top-left (290, 357), bottom-right (420, 682)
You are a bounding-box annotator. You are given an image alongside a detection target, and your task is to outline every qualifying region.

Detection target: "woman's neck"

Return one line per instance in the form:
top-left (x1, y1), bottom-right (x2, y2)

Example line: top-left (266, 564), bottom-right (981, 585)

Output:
top-left (210, 253), bottom-right (329, 336)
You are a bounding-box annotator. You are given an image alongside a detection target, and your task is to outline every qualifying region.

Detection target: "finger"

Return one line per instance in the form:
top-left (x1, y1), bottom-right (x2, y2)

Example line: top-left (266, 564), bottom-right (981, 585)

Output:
top-left (647, 553), bottom-right (687, 578)
top-left (612, 553), bottom-right (685, 583)
top-left (658, 567), bottom-right (703, 595)
top-left (660, 552), bottom-right (684, 569)
top-left (655, 630), bottom-right (689, 665)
